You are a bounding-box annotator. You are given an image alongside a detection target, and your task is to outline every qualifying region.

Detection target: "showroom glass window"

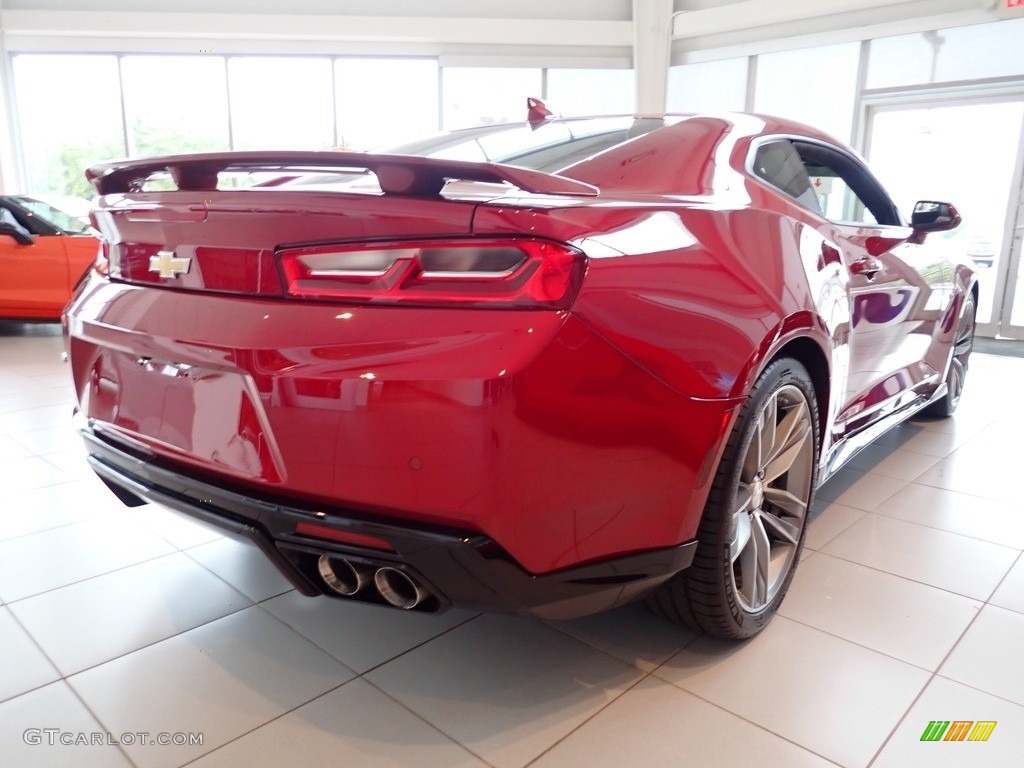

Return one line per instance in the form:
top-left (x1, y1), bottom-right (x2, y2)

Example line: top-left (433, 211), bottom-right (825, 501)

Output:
top-left (668, 57), bottom-right (749, 112)
top-left (441, 68), bottom-right (542, 130)
top-left (754, 43), bottom-right (860, 144)
top-left (334, 58), bottom-right (439, 150)
top-left (867, 18), bottom-right (1024, 88)
top-left (12, 55), bottom-right (125, 199)
top-left (545, 69), bottom-right (635, 116)
top-left (228, 57), bottom-right (335, 150)
top-left (121, 55), bottom-right (230, 157)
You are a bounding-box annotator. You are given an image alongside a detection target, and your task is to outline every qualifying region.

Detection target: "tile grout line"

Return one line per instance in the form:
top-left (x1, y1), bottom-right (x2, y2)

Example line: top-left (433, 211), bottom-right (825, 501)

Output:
top-left (166, 604), bottom-right (498, 768)
top-left (64, 681), bottom-right (142, 768)
top-left (4, 556), bottom-right (254, 680)
top-left (521, 671), bottom-right (659, 768)
top-left (524, 618), bottom-right (839, 768)
top-left (356, 675), bottom-right (500, 768)
top-left (517, 625), bottom-right (711, 768)
top-left (1, 601), bottom-right (145, 766)
top-left (630, 632), bottom-right (844, 768)
top-left (0, 545), bottom-right (181, 603)
top-left (809, 537), bottom-right (1015, 605)
top-left (62, 601), bottom-right (362, 768)
top-left (865, 549), bottom-right (1024, 765)
top-left (862, 598), bottom-right (996, 767)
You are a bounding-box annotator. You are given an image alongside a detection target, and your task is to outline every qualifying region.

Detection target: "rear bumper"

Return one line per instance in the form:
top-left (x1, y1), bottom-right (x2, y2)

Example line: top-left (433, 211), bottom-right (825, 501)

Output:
top-left (65, 276), bottom-right (736, 574)
top-left (81, 420), bottom-right (697, 620)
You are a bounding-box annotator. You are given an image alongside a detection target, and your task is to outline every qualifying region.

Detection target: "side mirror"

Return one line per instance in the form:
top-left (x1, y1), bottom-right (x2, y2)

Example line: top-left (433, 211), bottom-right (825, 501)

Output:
top-left (0, 222), bottom-right (35, 246)
top-left (911, 201), bottom-right (961, 233)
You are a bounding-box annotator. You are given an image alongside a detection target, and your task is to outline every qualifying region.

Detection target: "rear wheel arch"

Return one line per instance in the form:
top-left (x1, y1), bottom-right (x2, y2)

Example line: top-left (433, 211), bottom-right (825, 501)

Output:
top-left (764, 336), bottom-right (830, 450)
top-left (737, 329), bottom-right (831, 449)
top-left (923, 285), bottom-right (976, 419)
top-left (649, 354), bottom-right (821, 638)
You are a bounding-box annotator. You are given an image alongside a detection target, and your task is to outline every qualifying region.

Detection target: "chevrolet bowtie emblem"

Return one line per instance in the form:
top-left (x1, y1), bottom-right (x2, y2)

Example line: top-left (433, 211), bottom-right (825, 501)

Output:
top-left (149, 250), bottom-right (192, 279)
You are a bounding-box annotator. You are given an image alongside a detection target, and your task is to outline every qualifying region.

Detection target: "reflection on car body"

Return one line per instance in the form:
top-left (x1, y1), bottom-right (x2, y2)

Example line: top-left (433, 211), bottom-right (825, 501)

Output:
top-left (964, 234), bottom-right (995, 268)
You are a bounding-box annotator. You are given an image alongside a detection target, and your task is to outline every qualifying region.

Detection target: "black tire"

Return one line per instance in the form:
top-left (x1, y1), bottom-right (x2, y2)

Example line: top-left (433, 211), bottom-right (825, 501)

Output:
top-left (649, 357), bottom-right (819, 640)
top-left (923, 294), bottom-right (975, 419)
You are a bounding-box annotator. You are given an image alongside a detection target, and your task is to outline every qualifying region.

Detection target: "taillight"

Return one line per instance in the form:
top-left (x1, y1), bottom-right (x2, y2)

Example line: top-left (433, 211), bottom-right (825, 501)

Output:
top-left (278, 238), bottom-right (585, 309)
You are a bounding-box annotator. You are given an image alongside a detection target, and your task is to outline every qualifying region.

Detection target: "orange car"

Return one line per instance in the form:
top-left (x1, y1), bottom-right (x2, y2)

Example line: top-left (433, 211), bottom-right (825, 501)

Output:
top-left (0, 195), bottom-right (99, 321)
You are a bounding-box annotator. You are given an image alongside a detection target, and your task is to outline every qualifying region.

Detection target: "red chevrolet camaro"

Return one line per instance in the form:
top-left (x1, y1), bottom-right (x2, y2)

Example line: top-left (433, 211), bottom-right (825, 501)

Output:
top-left (64, 111), bottom-right (976, 639)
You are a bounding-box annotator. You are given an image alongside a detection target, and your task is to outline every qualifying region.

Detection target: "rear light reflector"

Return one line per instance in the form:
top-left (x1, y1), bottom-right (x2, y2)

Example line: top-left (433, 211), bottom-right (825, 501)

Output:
top-left (278, 237), bottom-right (585, 308)
top-left (295, 522), bottom-right (396, 552)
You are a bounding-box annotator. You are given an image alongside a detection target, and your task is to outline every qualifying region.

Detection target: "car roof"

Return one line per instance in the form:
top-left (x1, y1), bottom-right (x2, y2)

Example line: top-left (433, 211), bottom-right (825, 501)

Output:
top-left (385, 112), bottom-right (843, 155)
top-left (95, 112), bottom-right (851, 201)
top-left (325, 112), bottom-right (848, 197)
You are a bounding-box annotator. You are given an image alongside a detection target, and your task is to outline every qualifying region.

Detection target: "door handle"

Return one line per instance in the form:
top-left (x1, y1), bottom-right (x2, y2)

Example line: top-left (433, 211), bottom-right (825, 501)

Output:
top-left (849, 257), bottom-right (882, 279)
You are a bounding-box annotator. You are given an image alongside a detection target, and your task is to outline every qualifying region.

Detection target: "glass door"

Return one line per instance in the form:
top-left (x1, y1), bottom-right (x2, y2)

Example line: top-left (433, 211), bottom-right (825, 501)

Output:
top-left (1003, 189), bottom-right (1024, 338)
top-left (864, 97), bottom-right (1024, 338)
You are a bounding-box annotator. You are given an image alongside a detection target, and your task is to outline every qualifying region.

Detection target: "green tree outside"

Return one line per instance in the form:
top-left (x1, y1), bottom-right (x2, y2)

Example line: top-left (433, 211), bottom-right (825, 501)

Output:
top-left (37, 117), bottom-right (228, 198)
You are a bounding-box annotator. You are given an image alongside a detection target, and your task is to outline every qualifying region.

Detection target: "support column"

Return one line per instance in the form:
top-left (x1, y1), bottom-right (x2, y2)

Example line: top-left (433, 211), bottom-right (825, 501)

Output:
top-left (0, 31), bottom-right (16, 193)
top-left (632, 0), bottom-right (674, 115)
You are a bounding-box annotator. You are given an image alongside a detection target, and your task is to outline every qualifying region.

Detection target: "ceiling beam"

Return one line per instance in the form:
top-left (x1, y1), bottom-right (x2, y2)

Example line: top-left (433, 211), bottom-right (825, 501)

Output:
top-left (0, 10), bottom-right (632, 47)
top-left (671, 0), bottom-right (995, 39)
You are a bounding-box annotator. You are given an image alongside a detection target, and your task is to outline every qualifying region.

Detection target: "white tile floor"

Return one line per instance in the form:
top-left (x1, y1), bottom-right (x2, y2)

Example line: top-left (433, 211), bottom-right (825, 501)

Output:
top-left (1, 321), bottom-right (1022, 768)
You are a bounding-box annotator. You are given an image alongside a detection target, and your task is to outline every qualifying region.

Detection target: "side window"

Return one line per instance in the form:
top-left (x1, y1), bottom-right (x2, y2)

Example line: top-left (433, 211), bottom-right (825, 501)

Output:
top-left (11, 198), bottom-right (90, 235)
top-left (752, 138), bottom-right (903, 227)
top-left (752, 140), bottom-right (822, 214)
top-left (0, 204), bottom-right (37, 238)
top-left (799, 156), bottom-right (877, 224)
top-left (792, 142), bottom-right (902, 227)
top-left (0, 204), bottom-right (29, 230)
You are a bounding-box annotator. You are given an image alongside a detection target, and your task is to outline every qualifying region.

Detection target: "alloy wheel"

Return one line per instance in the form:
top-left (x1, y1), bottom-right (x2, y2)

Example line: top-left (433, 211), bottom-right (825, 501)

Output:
top-left (729, 383), bottom-right (815, 612)
top-left (948, 298), bottom-right (976, 411)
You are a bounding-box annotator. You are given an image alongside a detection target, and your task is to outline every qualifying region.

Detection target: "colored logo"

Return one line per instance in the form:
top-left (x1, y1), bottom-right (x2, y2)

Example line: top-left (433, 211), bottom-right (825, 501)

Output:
top-left (149, 250), bottom-right (192, 279)
top-left (920, 721), bottom-right (996, 742)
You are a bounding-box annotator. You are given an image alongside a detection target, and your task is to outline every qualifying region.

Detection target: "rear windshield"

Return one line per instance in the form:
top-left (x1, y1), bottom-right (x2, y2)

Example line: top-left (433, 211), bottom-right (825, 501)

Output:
top-left (138, 117), bottom-right (678, 193)
top-left (383, 117), bottom-right (665, 173)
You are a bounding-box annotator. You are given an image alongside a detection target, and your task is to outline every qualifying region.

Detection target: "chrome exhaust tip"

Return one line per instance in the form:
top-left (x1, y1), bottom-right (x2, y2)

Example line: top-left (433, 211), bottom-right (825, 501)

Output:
top-left (375, 566), bottom-right (429, 609)
top-left (317, 556), bottom-right (370, 596)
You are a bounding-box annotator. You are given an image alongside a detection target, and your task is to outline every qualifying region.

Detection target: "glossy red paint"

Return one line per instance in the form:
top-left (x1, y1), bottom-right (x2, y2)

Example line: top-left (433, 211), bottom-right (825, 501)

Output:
top-left (0, 228), bottom-right (97, 320)
top-left (65, 113), bottom-right (975, 618)
top-left (68, 279), bottom-right (732, 572)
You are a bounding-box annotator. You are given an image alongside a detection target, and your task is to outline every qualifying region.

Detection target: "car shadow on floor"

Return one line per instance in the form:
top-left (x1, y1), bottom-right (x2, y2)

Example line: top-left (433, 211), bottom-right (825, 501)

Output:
top-left (0, 319), bottom-right (62, 337)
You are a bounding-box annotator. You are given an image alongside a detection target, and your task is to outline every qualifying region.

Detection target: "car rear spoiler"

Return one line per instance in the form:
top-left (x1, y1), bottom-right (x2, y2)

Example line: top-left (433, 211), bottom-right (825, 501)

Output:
top-left (85, 151), bottom-right (601, 198)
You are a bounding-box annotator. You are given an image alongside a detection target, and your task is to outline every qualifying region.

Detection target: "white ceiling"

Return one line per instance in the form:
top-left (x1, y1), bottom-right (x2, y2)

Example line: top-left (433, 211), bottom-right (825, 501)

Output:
top-left (0, 0), bottom-right (1013, 64)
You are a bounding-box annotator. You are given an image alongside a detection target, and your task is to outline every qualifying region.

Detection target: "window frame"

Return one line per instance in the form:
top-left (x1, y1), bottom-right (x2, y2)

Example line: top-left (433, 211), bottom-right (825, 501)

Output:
top-left (747, 135), bottom-right (904, 227)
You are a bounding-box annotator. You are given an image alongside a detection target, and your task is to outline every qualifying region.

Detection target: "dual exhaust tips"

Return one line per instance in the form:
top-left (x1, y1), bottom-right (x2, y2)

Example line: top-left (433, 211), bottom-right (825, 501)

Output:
top-left (317, 555), bottom-right (430, 610)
